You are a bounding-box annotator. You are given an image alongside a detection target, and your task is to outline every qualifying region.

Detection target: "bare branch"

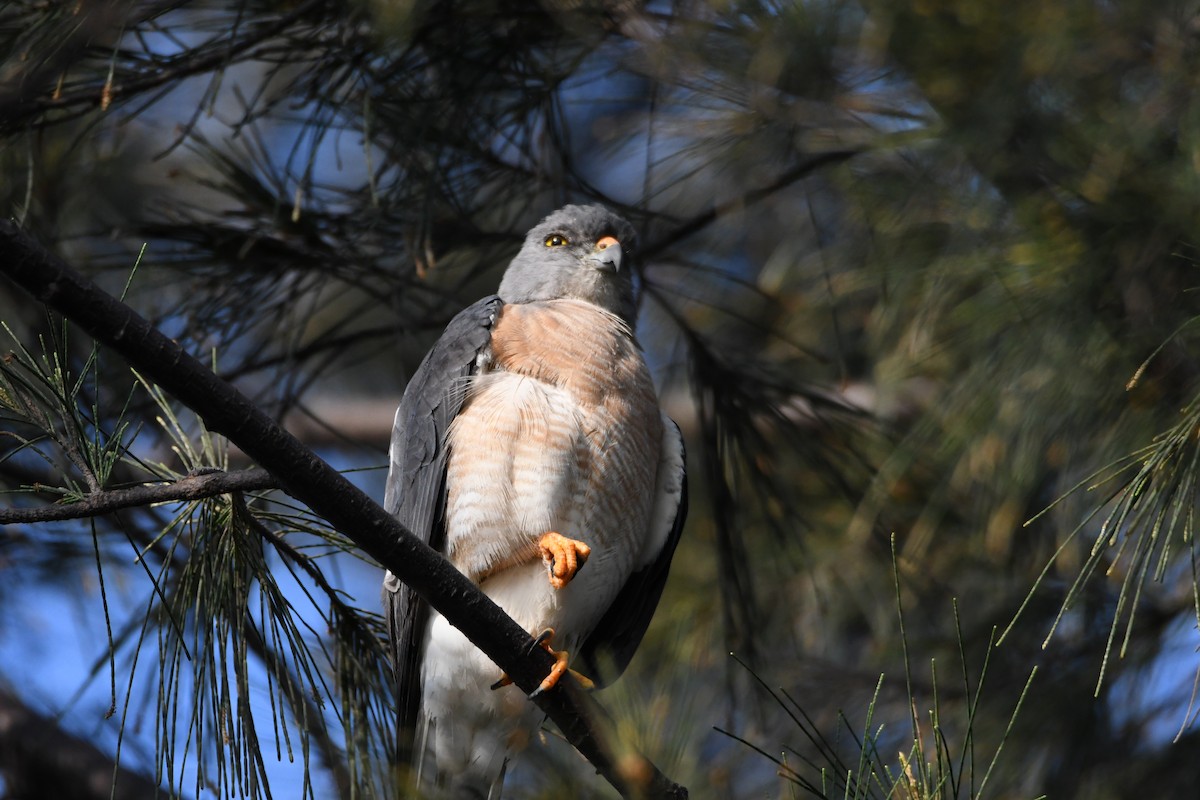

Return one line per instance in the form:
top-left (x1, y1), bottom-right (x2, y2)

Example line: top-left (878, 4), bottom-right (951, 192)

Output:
top-left (0, 220), bottom-right (688, 799)
top-left (0, 468), bottom-right (278, 524)
top-left (0, 687), bottom-right (161, 800)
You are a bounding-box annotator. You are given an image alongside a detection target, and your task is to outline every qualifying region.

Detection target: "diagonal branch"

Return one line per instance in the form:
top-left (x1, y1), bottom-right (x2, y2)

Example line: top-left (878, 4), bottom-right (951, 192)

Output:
top-left (0, 220), bottom-right (687, 800)
top-left (0, 687), bottom-right (161, 800)
top-left (0, 467), bottom-right (278, 524)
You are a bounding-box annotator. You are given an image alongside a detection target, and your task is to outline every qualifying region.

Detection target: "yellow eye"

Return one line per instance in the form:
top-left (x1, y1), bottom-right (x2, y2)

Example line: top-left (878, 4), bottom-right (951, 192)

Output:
top-left (544, 234), bottom-right (569, 247)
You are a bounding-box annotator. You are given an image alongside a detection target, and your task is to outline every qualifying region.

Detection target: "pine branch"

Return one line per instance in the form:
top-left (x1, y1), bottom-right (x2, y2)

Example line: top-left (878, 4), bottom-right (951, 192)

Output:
top-left (0, 0), bottom-right (330, 133)
top-left (0, 468), bottom-right (277, 524)
top-left (0, 0), bottom-right (135, 126)
top-left (230, 494), bottom-right (366, 799)
top-left (0, 220), bottom-right (688, 799)
top-left (639, 148), bottom-right (860, 260)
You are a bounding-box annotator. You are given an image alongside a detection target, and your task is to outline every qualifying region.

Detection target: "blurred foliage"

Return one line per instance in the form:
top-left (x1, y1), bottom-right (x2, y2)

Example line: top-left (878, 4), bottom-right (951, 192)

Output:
top-left (4, 0), bottom-right (1200, 797)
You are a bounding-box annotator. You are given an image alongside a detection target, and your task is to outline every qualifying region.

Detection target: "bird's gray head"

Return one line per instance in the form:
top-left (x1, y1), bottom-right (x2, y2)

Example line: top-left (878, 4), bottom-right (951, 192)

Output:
top-left (498, 204), bottom-right (639, 323)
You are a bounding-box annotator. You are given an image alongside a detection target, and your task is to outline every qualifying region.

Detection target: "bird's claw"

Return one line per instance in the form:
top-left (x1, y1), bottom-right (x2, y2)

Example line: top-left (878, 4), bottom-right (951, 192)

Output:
top-left (538, 531), bottom-right (591, 589)
top-left (527, 627), bottom-right (555, 655)
top-left (489, 628), bottom-right (595, 696)
top-left (529, 628), bottom-right (568, 697)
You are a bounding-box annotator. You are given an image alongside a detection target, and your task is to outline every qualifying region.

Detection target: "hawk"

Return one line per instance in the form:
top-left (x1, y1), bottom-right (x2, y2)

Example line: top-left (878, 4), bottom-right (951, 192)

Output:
top-left (382, 204), bottom-right (687, 797)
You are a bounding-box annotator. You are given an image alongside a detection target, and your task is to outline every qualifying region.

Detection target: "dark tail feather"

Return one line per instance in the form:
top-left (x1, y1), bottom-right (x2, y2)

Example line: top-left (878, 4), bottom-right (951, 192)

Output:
top-left (384, 580), bottom-right (429, 775)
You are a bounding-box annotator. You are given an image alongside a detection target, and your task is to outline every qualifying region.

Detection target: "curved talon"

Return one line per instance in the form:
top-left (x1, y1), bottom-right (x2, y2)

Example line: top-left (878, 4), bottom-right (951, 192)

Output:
top-left (538, 531), bottom-right (591, 589)
top-left (528, 628), bottom-right (555, 655)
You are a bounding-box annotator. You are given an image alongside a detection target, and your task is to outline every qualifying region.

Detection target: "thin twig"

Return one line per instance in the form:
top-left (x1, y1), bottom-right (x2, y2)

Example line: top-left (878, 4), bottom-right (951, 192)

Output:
top-left (0, 468), bottom-right (277, 524)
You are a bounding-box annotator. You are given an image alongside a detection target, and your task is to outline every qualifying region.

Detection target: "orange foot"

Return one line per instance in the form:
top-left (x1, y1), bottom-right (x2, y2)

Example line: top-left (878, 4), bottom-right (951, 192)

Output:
top-left (528, 629), bottom-right (596, 697)
top-left (489, 628), bottom-right (596, 696)
top-left (539, 531), bottom-right (591, 590)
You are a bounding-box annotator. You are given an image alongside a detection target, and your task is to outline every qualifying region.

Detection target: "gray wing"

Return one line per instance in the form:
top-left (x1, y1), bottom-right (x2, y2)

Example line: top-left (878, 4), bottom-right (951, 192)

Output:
top-left (382, 295), bottom-right (502, 764)
top-left (578, 416), bottom-right (687, 687)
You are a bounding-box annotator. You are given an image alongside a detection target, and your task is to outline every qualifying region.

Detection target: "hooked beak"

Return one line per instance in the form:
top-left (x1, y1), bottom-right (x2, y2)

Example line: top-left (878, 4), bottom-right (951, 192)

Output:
top-left (588, 235), bottom-right (623, 273)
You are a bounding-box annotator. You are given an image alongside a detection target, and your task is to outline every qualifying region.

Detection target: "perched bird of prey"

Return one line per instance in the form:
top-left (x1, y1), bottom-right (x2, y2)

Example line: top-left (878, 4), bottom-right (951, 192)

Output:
top-left (382, 204), bottom-right (687, 797)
